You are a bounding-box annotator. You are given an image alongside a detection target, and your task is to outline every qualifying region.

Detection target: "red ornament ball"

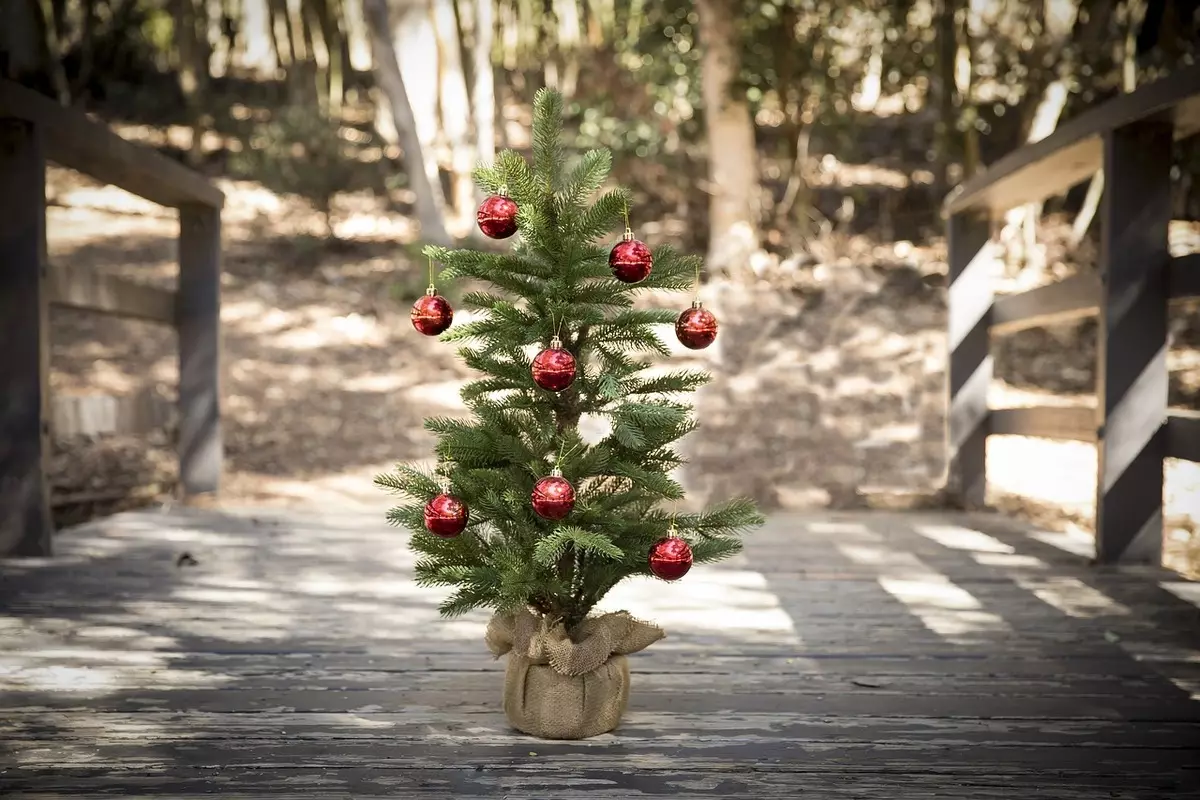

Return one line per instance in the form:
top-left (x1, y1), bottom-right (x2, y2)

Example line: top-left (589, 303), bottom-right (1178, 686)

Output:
top-left (411, 290), bottom-right (453, 336)
top-left (531, 474), bottom-right (576, 520)
top-left (609, 235), bottom-right (653, 283)
top-left (675, 301), bottom-right (718, 350)
top-left (424, 493), bottom-right (468, 538)
top-left (531, 340), bottom-right (576, 392)
top-left (649, 536), bottom-right (693, 581)
top-left (477, 194), bottom-right (519, 239)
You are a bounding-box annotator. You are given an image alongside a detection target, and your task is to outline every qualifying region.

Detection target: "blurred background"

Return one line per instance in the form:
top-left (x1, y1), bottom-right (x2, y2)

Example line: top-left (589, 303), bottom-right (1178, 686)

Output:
top-left (2, 0), bottom-right (1198, 572)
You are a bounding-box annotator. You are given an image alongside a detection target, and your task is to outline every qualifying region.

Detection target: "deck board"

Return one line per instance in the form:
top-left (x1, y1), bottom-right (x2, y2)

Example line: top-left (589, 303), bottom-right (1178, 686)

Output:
top-left (2, 508), bottom-right (1199, 797)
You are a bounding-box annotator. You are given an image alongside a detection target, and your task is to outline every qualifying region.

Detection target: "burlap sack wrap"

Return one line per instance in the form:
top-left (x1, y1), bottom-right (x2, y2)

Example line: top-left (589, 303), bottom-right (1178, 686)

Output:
top-left (485, 606), bottom-right (665, 739)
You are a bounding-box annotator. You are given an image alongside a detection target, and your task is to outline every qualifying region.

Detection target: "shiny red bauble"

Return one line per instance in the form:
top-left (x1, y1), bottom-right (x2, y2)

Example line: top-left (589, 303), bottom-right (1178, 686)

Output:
top-left (531, 338), bottom-right (577, 392)
top-left (477, 194), bottom-right (519, 239)
top-left (424, 493), bottom-right (468, 537)
top-left (411, 288), bottom-right (454, 336)
top-left (648, 536), bottom-right (693, 581)
top-left (609, 233), bottom-right (653, 283)
top-left (675, 300), bottom-right (718, 350)
top-left (531, 473), bottom-right (576, 520)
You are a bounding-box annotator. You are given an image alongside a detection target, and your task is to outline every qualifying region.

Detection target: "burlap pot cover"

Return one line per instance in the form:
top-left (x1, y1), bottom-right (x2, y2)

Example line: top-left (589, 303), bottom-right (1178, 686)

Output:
top-left (485, 606), bottom-right (665, 740)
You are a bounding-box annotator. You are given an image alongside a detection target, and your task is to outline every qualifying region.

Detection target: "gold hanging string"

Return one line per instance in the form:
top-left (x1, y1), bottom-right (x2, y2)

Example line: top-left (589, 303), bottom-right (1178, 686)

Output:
top-left (622, 196), bottom-right (631, 234)
top-left (428, 256), bottom-right (436, 289)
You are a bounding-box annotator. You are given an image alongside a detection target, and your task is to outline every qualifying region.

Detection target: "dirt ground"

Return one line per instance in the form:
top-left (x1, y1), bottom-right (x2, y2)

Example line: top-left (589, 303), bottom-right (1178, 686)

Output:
top-left (43, 165), bottom-right (1200, 576)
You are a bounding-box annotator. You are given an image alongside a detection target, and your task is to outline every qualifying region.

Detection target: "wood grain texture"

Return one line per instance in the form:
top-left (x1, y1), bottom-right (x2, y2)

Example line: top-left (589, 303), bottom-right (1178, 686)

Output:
top-left (0, 117), bottom-right (53, 558)
top-left (47, 261), bottom-right (176, 324)
top-left (2, 508), bottom-right (1199, 797)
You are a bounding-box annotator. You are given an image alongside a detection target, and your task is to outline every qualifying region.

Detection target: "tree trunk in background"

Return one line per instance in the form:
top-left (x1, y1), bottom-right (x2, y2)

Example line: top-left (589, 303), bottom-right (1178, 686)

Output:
top-left (363, 0), bottom-right (452, 245)
top-left (1, 0), bottom-right (42, 79)
top-left (695, 0), bottom-right (761, 274)
top-left (954, 9), bottom-right (979, 180)
top-left (934, 0), bottom-right (957, 199)
top-left (470, 0), bottom-right (496, 173)
top-left (341, 0), bottom-right (372, 71)
top-left (554, 0), bottom-right (581, 98)
top-left (388, 0), bottom-right (441, 172)
top-left (241, 0), bottom-right (279, 74)
top-left (171, 0), bottom-right (210, 166)
top-left (432, 0), bottom-right (475, 223)
top-left (33, 0), bottom-right (71, 104)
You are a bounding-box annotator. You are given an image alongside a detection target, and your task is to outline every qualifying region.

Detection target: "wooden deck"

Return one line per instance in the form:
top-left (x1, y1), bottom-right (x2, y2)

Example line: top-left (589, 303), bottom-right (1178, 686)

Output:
top-left (2, 507), bottom-right (1199, 798)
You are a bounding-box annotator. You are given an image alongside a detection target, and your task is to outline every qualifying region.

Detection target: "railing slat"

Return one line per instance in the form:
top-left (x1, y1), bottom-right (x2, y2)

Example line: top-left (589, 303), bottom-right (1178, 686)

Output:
top-left (178, 204), bottom-right (223, 496)
top-left (48, 263), bottom-right (175, 324)
top-left (0, 118), bottom-right (53, 557)
top-left (991, 274), bottom-right (1101, 336)
top-left (0, 80), bottom-right (223, 210)
top-left (1169, 253), bottom-right (1200, 301)
top-left (989, 406), bottom-right (1096, 442)
top-left (945, 212), bottom-right (993, 508)
top-left (1093, 120), bottom-right (1174, 566)
top-left (1166, 412), bottom-right (1200, 463)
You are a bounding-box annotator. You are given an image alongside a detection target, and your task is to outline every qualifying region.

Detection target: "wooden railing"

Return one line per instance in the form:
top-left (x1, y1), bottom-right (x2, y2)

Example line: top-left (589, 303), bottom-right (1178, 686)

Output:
top-left (943, 64), bottom-right (1200, 567)
top-left (0, 80), bottom-right (224, 558)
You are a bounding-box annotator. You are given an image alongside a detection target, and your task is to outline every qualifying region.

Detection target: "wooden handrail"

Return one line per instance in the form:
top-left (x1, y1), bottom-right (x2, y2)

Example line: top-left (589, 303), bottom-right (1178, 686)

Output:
top-left (944, 64), bottom-right (1200, 217)
top-left (0, 86), bottom-right (224, 559)
top-left (944, 70), bottom-right (1200, 567)
top-left (0, 80), bottom-right (223, 210)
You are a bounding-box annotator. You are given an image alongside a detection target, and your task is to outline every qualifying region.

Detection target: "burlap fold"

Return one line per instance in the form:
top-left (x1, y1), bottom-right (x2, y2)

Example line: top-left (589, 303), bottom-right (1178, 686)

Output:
top-left (485, 606), bottom-right (665, 739)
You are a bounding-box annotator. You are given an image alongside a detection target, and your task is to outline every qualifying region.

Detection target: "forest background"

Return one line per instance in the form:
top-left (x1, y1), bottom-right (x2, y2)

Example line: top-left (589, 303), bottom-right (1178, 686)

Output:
top-left (2, 0), bottom-right (1198, 574)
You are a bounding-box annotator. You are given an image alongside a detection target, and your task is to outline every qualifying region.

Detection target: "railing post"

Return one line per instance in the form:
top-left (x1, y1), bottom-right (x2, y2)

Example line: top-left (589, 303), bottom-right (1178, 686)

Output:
top-left (177, 204), bottom-right (223, 497)
top-left (1093, 120), bottom-right (1173, 565)
top-left (0, 118), bottom-right (53, 556)
top-left (945, 211), bottom-right (994, 508)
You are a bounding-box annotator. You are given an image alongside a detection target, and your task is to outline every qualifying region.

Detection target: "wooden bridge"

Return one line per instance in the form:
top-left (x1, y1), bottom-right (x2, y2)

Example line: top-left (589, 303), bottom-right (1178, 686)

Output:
top-left (3, 68), bottom-right (1200, 797)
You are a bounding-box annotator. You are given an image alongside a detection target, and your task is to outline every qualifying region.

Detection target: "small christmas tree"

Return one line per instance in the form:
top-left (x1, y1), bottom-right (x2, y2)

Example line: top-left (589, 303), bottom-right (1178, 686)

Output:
top-left (376, 89), bottom-right (763, 640)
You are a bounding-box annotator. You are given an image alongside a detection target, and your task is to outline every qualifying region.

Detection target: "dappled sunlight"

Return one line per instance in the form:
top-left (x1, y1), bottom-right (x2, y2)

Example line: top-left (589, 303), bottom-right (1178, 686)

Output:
top-left (1013, 576), bottom-right (1130, 619)
top-left (913, 523), bottom-right (1013, 554)
top-left (838, 540), bottom-right (1012, 641)
top-left (600, 567), bottom-right (802, 647)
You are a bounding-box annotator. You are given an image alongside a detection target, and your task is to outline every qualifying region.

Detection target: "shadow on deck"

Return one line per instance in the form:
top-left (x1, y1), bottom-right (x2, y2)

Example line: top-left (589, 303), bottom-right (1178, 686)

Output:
top-left (2, 507), bottom-right (1199, 798)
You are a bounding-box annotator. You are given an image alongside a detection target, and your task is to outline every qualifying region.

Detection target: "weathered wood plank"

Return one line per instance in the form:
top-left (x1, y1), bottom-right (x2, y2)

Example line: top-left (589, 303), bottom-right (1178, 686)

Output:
top-left (945, 213), bottom-right (993, 507)
top-left (1093, 120), bottom-right (1174, 565)
top-left (988, 405), bottom-right (1096, 442)
top-left (2, 507), bottom-right (1198, 796)
top-left (943, 63), bottom-right (1200, 216)
top-left (8, 740), bottom-right (1200, 775)
top-left (990, 274), bottom-right (1101, 337)
top-left (177, 204), bottom-right (222, 496)
top-left (0, 80), bottom-right (224, 209)
top-left (5, 711), bottom-right (1197, 748)
top-left (47, 261), bottom-right (176, 323)
top-left (50, 386), bottom-right (176, 437)
top-left (0, 116), bottom-right (53, 558)
top-left (2, 771), bottom-right (1187, 798)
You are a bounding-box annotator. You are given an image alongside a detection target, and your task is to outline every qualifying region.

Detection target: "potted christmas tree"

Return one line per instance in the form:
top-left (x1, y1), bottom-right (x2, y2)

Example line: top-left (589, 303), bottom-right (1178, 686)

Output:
top-left (377, 89), bottom-right (763, 740)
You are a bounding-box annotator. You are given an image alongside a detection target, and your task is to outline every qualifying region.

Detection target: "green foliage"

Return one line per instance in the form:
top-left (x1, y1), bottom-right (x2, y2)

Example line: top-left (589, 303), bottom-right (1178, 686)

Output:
top-left (228, 104), bottom-right (355, 237)
top-left (376, 89), bottom-right (762, 631)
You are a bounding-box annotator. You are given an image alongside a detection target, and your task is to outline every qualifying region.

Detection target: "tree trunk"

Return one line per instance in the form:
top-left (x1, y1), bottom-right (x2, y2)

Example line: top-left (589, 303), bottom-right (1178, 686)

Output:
top-left (554, 0), bottom-right (581, 98)
top-left (171, 0), bottom-right (210, 166)
top-left (392, 0), bottom-right (442, 184)
top-left (934, 0), bottom-right (957, 198)
top-left (241, 0), bottom-right (279, 74)
top-left (695, 0), bottom-right (760, 274)
top-left (470, 0), bottom-right (496, 173)
top-left (2, 0), bottom-right (43, 79)
top-left (433, 0), bottom-right (475, 223)
top-left (362, 0), bottom-right (452, 245)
